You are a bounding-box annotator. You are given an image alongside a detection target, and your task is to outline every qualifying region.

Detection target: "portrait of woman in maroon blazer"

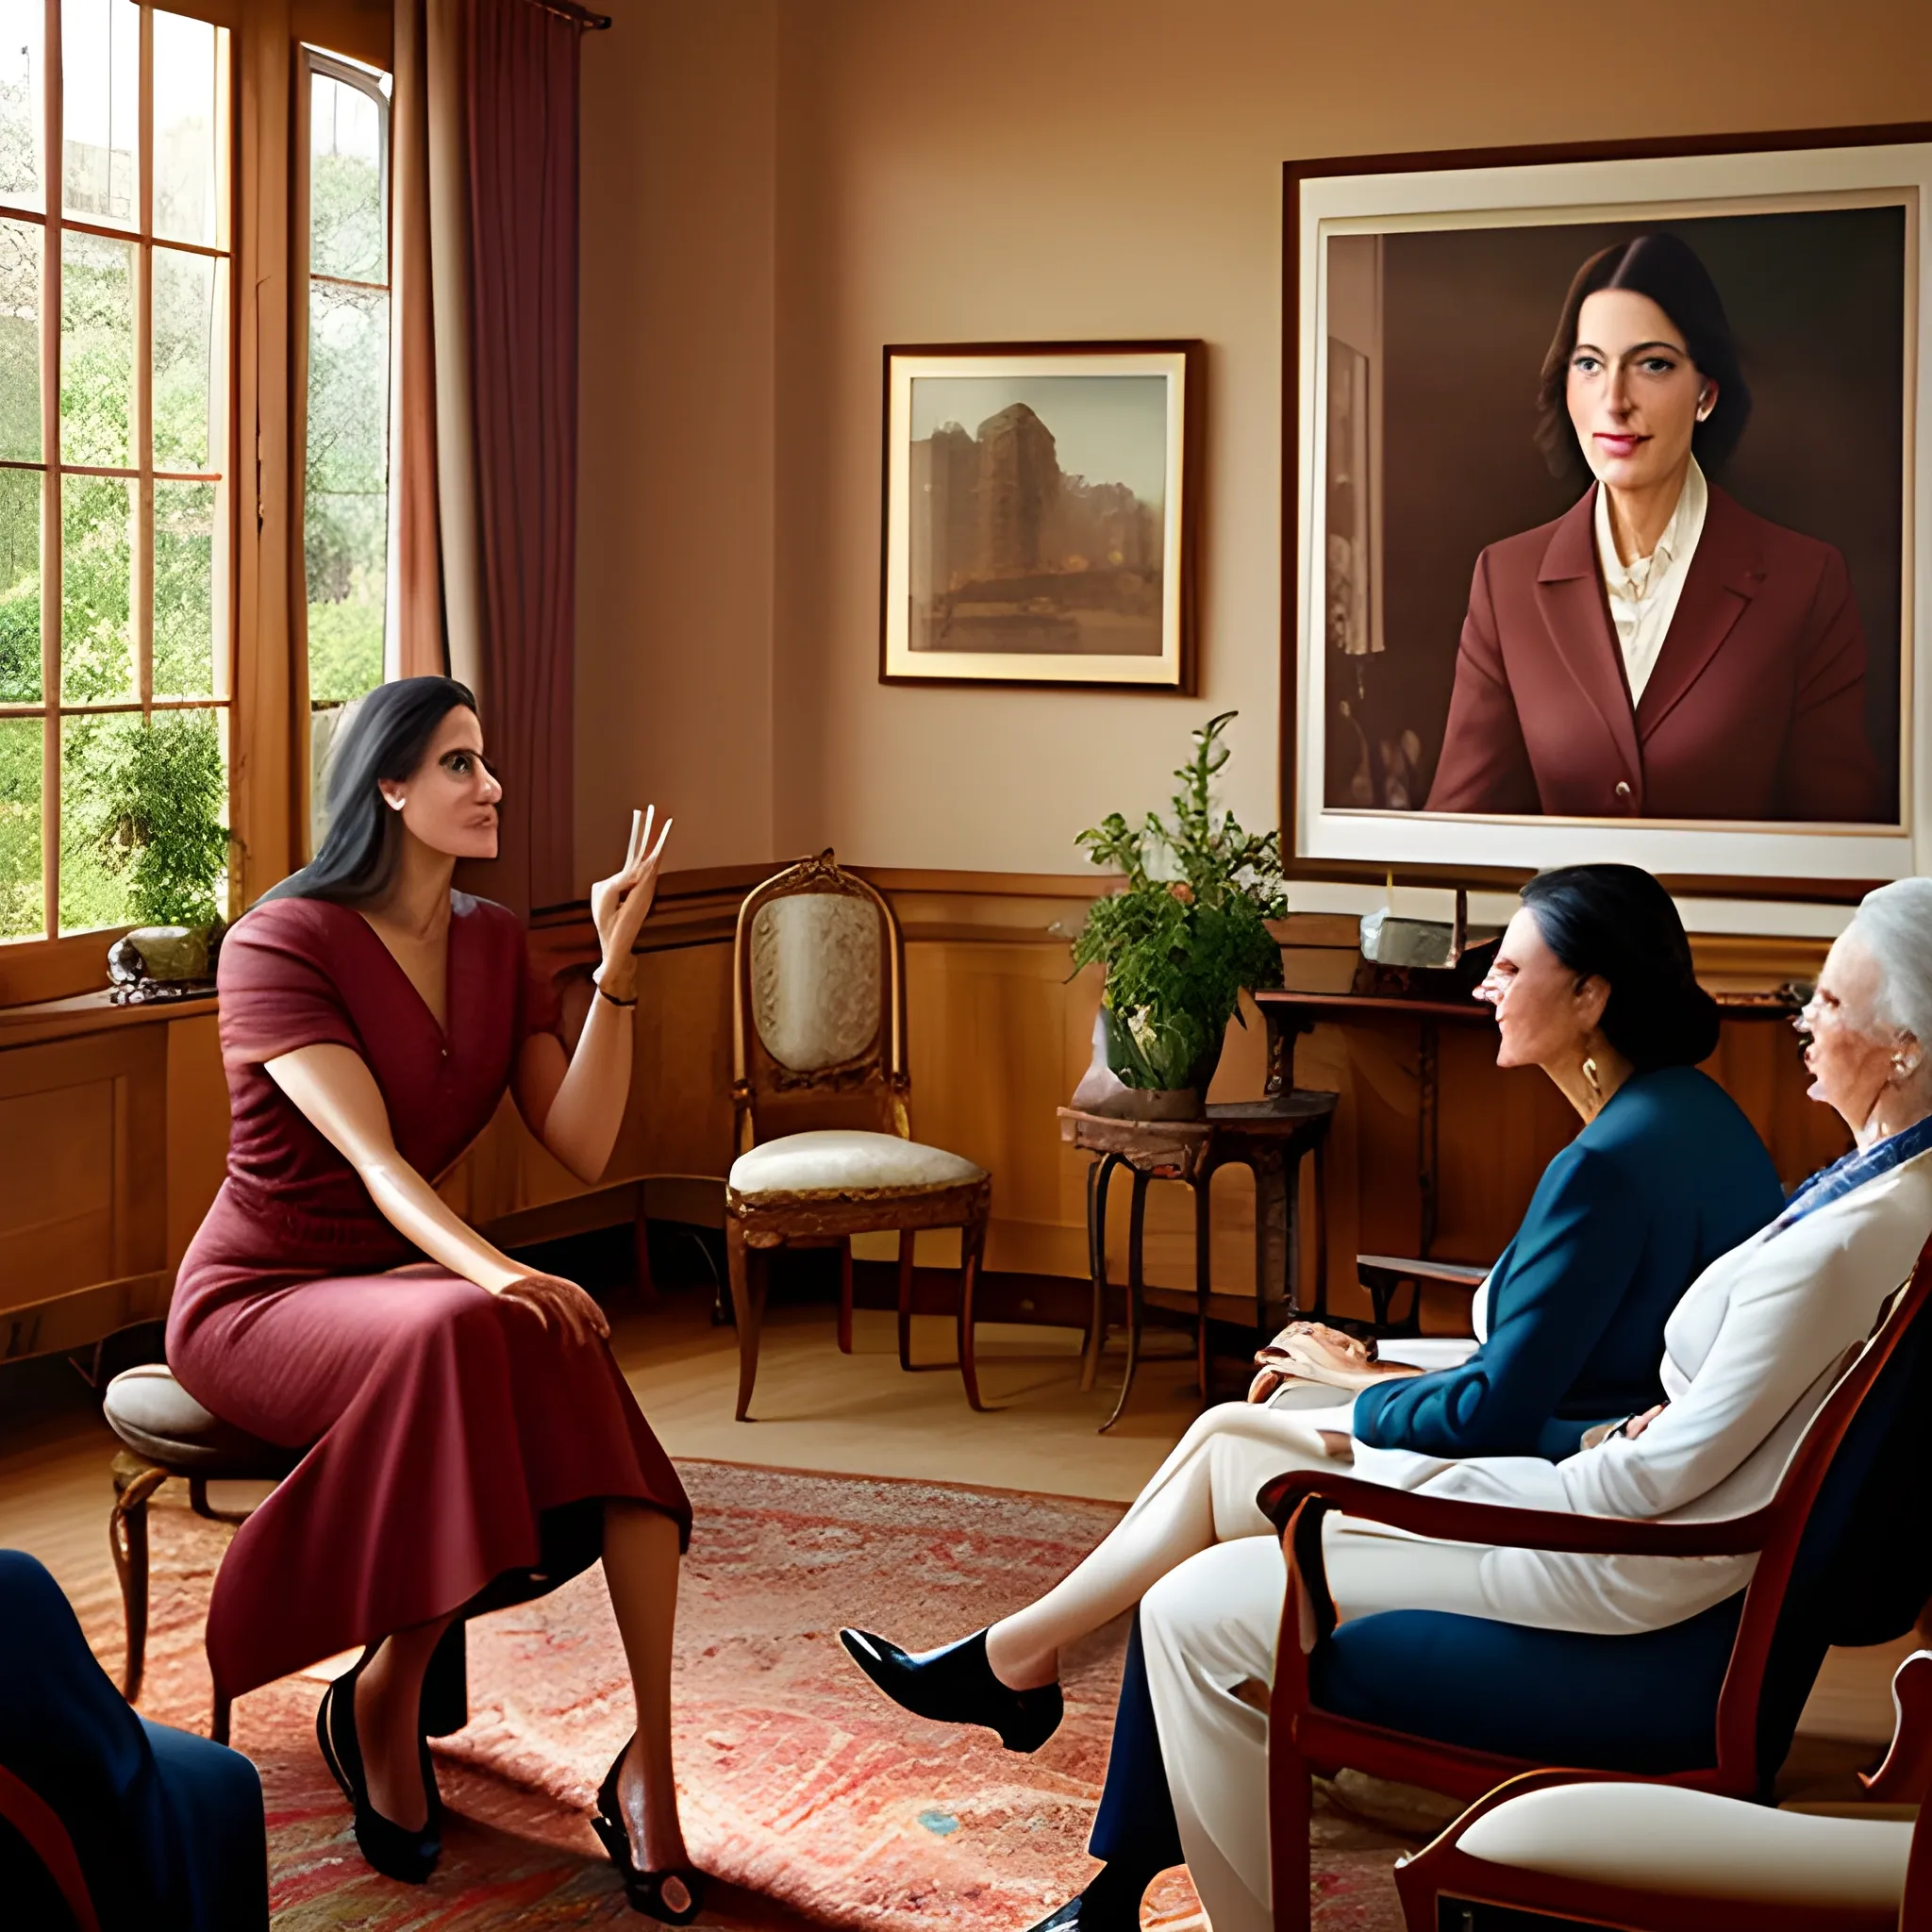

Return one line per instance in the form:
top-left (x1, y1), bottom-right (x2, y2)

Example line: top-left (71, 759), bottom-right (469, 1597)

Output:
top-left (1424, 231), bottom-right (1881, 824)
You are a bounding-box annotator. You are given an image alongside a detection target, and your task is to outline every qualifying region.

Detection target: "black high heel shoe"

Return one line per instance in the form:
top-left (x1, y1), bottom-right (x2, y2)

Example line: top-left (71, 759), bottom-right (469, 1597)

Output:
top-left (591, 1737), bottom-right (708, 1923)
top-left (315, 1653), bottom-right (441, 1885)
top-left (838, 1626), bottom-right (1063, 1753)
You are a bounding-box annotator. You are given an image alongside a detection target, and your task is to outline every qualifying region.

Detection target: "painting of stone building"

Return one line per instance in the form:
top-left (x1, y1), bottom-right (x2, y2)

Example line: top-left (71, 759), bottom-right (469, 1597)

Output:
top-left (906, 374), bottom-right (1167, 657)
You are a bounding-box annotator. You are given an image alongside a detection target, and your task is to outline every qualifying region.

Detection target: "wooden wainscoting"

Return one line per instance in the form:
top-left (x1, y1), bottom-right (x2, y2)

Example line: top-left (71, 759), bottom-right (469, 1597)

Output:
top-left (0, 870), bottom-right (1842, 1355)
top-left (0, 1021), bottom-right (172, 1357)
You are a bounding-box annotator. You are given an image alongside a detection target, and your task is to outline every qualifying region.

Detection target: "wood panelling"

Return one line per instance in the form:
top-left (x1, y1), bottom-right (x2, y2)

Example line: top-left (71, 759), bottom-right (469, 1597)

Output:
top-left (0, 869), bottom-right (1844, 1356)
top-left (0, 1030), bottom-right (167, 1317)
top-left (1293, 1010), bottom-right (1847, 1325)
top-left (165, 1015), bottom-right (231, 1266)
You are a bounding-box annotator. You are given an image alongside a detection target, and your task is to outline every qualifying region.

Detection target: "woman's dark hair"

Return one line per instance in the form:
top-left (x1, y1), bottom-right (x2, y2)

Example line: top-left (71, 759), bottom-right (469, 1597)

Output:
top-left (1518, 862), bottom-right (1719, 1071)
top-left (261, 675), bottom-right (480, 908)
top-left (1534, 231), bottom-right (1752, 481)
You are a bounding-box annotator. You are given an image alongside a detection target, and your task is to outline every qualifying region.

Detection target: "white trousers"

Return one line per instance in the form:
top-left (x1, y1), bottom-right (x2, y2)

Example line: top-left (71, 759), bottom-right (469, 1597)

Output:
top-left (1135, 1409), bottom-right (1492, 1932)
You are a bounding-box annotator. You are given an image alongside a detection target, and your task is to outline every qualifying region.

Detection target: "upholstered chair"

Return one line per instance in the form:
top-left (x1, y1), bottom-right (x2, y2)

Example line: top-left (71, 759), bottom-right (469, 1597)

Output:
top-left (1394, 1647), bottom-right (1932, 1931)
top-left (100, 1364), bottom-right (299, 1742)
top-left (725, 851), bottom-right (991, 1420)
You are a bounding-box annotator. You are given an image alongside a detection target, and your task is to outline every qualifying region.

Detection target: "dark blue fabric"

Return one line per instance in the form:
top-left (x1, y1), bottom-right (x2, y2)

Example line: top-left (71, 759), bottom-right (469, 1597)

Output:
top-left (1774, 1110), bottom-right (1932, 1230)
top-left (1352, 1067), bottom-right (1782, 1462)
top-left (1307, 1593), bottom-right (1746, 1774)
top-left (1087, 1610), bottom-right (1184, 1874)
top-left (0, 1550), bottom-right (267, 1932)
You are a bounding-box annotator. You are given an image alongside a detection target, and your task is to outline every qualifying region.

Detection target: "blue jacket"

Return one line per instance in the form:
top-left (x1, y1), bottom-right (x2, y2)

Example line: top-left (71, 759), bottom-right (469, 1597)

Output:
top-left (1350, 1065), bottom-right (1784, 1463)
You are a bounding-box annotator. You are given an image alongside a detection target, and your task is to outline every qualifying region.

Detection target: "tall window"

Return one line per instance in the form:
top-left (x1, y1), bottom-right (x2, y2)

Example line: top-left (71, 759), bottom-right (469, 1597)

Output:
top-left (0, 0), bottom-right (232, 943)
top-left (302, 48), bottom-right (390, 840)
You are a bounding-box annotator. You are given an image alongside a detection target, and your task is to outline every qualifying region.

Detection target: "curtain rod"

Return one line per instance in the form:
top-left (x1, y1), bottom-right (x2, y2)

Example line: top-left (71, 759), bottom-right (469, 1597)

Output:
top-left (533, 0), bottom-right (612, 26)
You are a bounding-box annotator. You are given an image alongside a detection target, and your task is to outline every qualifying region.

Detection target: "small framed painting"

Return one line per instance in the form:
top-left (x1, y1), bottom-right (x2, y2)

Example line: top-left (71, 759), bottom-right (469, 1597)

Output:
top-left (880, 341), bottom-right (1203, 691)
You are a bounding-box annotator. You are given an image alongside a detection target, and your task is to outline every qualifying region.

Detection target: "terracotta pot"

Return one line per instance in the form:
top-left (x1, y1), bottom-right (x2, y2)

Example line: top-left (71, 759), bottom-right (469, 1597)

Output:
top-left (1121, 1085), bottom-right (1207, 1121)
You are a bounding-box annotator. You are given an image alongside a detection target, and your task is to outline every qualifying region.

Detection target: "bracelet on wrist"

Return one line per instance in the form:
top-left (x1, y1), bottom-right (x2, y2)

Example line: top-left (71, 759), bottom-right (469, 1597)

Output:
top-left (591, 963), bottom-right (639, 1008)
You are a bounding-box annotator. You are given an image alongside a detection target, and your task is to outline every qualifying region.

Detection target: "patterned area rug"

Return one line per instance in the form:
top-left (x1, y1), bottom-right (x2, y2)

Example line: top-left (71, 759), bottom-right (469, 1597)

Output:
top-left (71, 1461), bottom-right (1409, 1930)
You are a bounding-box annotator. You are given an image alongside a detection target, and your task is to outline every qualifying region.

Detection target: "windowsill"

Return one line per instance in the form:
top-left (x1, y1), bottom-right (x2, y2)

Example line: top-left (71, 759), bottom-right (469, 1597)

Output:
top-left (0, 988), bottom-right (220, 1051)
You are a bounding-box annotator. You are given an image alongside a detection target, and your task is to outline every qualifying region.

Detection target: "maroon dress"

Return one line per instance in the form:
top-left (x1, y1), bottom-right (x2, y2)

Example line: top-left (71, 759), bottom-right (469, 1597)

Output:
top-left (167, 891), bottom-right (691, 1701)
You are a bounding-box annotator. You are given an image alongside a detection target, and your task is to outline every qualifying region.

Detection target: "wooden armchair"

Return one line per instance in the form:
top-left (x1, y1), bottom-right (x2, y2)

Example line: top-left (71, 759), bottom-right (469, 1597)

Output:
top-left (1257, 1237), bottom-right (1932, 1932)
top-left (725, 851), bottom-right (991, 1419)
top-left (1392, 1646), bottom-right (1931, 1930)
top-left (0, 1762), bottom-right (103, 1932)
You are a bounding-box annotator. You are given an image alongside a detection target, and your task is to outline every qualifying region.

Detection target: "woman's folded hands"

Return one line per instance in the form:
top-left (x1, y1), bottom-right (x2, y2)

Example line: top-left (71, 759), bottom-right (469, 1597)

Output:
top-left (1247, 1320), bottom-right (1401, 1398)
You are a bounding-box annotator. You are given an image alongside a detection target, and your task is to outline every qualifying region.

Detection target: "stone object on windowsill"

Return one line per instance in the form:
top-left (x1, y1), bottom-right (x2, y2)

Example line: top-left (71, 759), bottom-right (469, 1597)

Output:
top-left (106, 924), bottom-right (225, 1006)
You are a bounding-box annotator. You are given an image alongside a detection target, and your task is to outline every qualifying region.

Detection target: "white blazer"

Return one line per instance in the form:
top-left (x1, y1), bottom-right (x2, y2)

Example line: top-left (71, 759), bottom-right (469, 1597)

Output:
top-left (1333, 1146), bottom-right (1932, 1637)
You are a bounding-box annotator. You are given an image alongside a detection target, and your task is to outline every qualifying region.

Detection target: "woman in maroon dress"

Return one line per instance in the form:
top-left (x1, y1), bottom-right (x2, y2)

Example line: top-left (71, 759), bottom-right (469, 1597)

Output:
top-left (168, 676), bottom-right (702, 1915)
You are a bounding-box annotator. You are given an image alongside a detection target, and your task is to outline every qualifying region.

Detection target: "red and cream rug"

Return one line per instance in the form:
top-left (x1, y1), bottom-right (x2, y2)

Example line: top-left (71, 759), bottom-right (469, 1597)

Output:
top-left (73, 1460), bottom-right (1409, 1930)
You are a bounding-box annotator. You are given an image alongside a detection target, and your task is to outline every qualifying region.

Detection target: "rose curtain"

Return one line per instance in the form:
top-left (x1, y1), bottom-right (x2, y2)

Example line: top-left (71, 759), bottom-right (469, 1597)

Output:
top-left (390, 0), bottom-right (588, 916)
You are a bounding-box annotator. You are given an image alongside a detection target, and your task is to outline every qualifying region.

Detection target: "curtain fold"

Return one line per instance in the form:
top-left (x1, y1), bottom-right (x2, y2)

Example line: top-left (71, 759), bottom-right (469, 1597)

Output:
top-left (390, 0), bottom-right (583, 915)
top-left (463, 0), bottom-right (583, 914)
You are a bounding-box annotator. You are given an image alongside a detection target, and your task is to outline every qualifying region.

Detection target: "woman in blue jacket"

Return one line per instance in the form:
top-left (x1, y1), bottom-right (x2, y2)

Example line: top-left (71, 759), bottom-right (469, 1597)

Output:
top-left (839, 862), bottom-right (1784, 1932)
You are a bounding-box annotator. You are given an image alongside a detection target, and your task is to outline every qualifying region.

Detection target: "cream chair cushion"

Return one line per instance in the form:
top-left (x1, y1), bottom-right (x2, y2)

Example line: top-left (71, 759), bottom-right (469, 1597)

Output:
top-left (1456, 1781), bottom-right (1912, 1912)
top-left (729, 1129), bottom-right (984, 1198)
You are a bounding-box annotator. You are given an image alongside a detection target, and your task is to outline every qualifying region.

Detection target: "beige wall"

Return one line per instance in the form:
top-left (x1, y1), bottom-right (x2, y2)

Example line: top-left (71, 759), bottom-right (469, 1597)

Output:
top-left (578, 0), bottom-right (1932, 891)
top-left (575, 1), bottom-right (778, 885)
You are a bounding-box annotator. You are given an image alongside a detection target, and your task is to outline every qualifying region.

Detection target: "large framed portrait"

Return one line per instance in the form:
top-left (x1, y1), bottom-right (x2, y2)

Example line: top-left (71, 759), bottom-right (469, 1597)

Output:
top-left (1284, 128), bottom-right (1932, 898)
top-left (880, 341), bottom-right (1203, 691)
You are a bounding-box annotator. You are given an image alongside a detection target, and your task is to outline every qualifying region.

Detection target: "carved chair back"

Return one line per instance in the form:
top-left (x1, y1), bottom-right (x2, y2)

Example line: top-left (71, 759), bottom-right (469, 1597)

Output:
top-left (731, 851), bottom-right (910, 1155)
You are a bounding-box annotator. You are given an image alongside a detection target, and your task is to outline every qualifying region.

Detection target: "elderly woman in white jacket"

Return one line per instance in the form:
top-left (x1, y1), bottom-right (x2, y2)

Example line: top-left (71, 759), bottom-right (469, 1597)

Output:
top-left (1141, 875), bottom-right (1932, 1932)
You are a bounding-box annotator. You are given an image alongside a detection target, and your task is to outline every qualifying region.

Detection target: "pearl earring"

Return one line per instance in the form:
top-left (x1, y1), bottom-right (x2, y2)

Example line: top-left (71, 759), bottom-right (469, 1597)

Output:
top-left (1582, 1056), bottom-right (1604, 1104)
top-left (387, 793), bottom-right (406, 811)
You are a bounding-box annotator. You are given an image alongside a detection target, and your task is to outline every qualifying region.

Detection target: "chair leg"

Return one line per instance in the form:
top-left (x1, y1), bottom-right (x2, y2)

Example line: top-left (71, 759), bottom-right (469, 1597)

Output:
top-left (632, 1195), bottom-right (659, 1306)
top-left (958, 1209), bottom-right (989, 1412)
top-left (838, 1237), bottom-right (855, 1355)
top-left (1268, 1734), bottom-right (1315, 1932)
top-left (729, 1218), bottom-right (769, 1421)
top-left (895, 1229), bottom-right (916, 1371)
top-left (108, 1452), bottom-right (168, 1707)
top-left (211, 1690), bottom-right (232, 1747)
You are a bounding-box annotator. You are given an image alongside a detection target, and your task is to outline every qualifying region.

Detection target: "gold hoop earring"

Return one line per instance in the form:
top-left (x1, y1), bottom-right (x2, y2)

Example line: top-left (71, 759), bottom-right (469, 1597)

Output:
top-left (1582, 1055), bottom-right (1603, 1105)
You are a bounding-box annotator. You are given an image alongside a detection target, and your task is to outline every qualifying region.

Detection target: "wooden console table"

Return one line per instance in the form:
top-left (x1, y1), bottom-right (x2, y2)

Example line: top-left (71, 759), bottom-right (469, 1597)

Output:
top-left (1256, 987), bottom-right (1806, 1260)
top-left (1058, 1092), bottom-right (1338, 1431)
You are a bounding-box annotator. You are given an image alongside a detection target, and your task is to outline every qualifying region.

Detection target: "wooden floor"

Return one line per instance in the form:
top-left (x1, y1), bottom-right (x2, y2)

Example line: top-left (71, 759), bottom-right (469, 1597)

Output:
top-left (0, 1287), bottom-right (1911, 1769)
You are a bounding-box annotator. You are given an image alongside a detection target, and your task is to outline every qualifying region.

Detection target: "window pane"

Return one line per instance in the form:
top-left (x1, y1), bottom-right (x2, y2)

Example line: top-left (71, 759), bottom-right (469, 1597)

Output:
top-left (153, 9), bottom-right (218, 246)
top-left (307, 279), bottom-right (389, 706)
top-left (0, 214), bottom-right (37, 460)
top-left (154, 244), bottom-right (218, 471)
top-left (61, 228), bottom-right (132, 466)
top-left (310, 73), bottom-right (385, 282)
top-left (154, 477), bottom-right (212, 696)
top-left (0, 714), bottom-right (39, 937)
top-left (60, 472), bottom-right (131, 701)
top-left (0, 467), bottom-right (38, 701)
top-left (60, 707), bottom-right (227, 931)
top-left (61, 0), bottom-right (138, 228)
top-left (0, 0), bottom-right (43, 214)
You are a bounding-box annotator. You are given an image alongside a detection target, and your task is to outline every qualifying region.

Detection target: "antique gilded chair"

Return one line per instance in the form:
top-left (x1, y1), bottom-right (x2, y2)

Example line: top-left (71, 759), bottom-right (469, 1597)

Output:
top-left (725, 851), bottom-right (991, 1419)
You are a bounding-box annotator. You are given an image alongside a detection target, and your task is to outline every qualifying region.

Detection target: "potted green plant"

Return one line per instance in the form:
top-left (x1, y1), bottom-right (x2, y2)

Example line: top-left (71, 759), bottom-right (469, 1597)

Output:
top-left (1070, 711), bottom-right (1286, 1117)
